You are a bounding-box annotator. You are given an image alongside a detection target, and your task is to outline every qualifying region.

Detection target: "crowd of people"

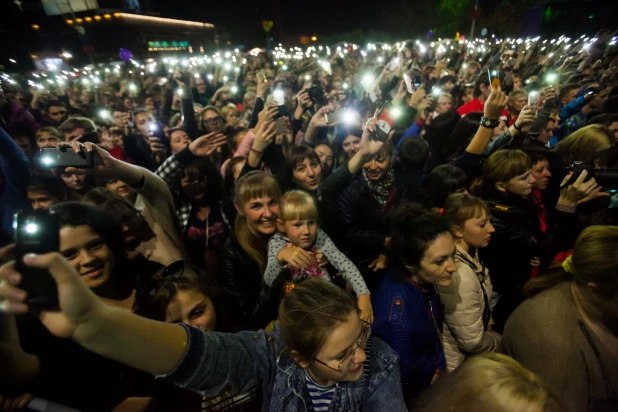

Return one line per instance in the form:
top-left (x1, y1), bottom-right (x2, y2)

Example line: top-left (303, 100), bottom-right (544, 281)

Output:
top-left (0, 29), bottom-right (617, 411)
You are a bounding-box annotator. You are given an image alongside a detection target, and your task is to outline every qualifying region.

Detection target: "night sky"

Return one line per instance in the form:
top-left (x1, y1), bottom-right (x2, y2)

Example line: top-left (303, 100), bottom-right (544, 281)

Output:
top-left (149, 0), bottom-right (378, 39)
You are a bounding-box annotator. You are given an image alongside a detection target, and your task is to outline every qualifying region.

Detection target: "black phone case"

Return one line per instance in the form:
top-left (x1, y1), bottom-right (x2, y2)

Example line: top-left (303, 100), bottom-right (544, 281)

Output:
top-left (14, 211), bottom-right (60, 310)
top-left (39, 147), bottom-right (94, 168)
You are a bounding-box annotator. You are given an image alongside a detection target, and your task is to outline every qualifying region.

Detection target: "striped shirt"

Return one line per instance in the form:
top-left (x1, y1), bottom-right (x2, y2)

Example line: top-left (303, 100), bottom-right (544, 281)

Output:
top-left (305, 371), bottom-right (337, 411)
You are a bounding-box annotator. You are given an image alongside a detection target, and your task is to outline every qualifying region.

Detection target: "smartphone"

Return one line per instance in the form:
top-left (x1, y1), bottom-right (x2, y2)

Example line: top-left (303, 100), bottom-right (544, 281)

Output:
top-left (39, 147), bottom-right (94, 168)
top-left (374, 101), bottom-right (396, 142)
top-left (127, 110), bottom-right (135, 128)
top-left (390, 56), bottom-right (401, 71)
top-left (308, 85), bottom-right (326, 105)
top-left (325, 109), bottom-right (341, 124)
top-left (403, 73), bottom-right (414, 94)
top-left (14, 210), bottom-right (60, 309)
top-left (528, 90), bottom-right (540, 108)
top-left (412, 76), bottom-right (423, 89)
top-left (273, 89), bottom-right (285, 106)
top-left (274, 118), bottom-right (288, 135)
top-left (326, 109), bottom-right (359, 125)
top-left (175, 66), bottom-right (190, 84)
top-left (274, 104), bottom-right (290, 120)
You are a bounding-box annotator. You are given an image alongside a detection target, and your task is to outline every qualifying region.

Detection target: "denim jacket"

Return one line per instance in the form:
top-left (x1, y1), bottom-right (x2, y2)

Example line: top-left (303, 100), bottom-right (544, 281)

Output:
top-left (159, 323), bottom-right (407, 411)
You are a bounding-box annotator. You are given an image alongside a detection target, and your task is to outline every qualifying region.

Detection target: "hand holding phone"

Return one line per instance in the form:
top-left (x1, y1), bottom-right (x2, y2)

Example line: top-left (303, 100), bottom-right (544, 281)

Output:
top-left (39, 146), bottom-right (94, 168)
top-left (403, 73), bottom-right (414, 94)
top-left (14, 210), bottom-right (60, 309)
top-left (274, 118), bottom-right (288, 135)
top-left (273, 89), bottom-right (285, 106)
top-left (374, 101), bottom-right (396, 142)
top-left (528, 90), bottom-right (540, 108)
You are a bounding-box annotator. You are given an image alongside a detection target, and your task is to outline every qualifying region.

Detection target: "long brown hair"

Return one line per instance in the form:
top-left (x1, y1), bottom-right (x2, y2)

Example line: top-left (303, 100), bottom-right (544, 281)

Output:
top-left (525, 225), bottom-right (618, 298)
top-left (470, 149), bottom-right (531, 199)
top-left (233, 171), bottom-right (282, 271)
top-left (554, 124), bottom-right (614, 166)
top-left (279, 279), bottom-right (358, 361)
top-left (443, 192), bottom-right (490, 232)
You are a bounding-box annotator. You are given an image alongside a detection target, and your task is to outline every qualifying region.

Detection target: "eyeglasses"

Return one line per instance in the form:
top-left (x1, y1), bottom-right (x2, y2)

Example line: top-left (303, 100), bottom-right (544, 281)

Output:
top-left (312, 319), bottom-right (371, 373)
top-left (203, 117), bottom-right (223, 125)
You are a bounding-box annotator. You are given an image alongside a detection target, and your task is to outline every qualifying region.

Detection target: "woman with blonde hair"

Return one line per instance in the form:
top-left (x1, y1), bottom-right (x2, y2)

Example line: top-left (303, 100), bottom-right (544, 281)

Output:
top-left (503, 225), bottom-right (618, 411)
top-left (473, 149), bottom-right (605, 332)
top-left (414, 353), bottom-right (566, 411)
top-left (439, 193), bottom-right (501, 371)
top-left (220, 103), bottom-right (240, 126)
top-left (554, 124), bottom-right (615, 166)
top-left (217, 171), bottom-right (283, 331)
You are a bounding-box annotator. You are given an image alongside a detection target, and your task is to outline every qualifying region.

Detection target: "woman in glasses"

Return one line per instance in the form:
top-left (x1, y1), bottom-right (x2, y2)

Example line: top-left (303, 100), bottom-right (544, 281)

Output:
top-left (372, 203), bottom-right (456, 404)
top-left (1, 254), bottom-right (408, 411)
top-left (196, 107), bottom-right (233, 170)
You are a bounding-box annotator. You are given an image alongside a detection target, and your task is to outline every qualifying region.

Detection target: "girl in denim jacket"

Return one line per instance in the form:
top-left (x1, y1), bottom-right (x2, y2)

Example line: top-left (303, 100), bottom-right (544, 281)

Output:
top-left (1, 254), bottom-right (407, 411)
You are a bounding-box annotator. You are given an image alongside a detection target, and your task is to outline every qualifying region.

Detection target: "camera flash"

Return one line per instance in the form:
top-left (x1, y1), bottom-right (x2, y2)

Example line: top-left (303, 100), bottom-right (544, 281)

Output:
top-left (25, 223), bottom-right (38, 234)
top-left (390, 107), bottom-right (402, 119)
top-left (342, 109), bottom-right (359, 124)
top-left (41, 156), bottom-right (54, 166)
top-left (273, 89), bottom-right (285, 105)
top-left (231, 86), bottom-right (238, 94)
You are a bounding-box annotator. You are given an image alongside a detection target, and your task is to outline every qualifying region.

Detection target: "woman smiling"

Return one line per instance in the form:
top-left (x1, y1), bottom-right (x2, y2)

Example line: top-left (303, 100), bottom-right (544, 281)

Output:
top-left (217, 171), bottom-right (283, 331)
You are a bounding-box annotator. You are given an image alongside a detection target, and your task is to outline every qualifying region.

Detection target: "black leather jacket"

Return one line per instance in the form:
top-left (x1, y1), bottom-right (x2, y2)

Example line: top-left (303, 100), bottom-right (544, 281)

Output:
top-left (480, 194), bottom-right (578, 294)
top-left (479, 193), bottom-right (579, 331)
top-left (217, 234), bottom-right (282, 332)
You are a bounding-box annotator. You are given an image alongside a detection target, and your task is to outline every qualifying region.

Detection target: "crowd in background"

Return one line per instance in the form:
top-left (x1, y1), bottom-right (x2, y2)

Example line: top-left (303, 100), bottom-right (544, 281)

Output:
top-left (0, 29), bottom-right (617, 412)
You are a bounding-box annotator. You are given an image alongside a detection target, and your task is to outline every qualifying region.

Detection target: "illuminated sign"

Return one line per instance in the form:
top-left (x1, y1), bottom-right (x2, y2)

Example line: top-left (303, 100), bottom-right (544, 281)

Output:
top-left (148, 41), bottom-right (189, 48)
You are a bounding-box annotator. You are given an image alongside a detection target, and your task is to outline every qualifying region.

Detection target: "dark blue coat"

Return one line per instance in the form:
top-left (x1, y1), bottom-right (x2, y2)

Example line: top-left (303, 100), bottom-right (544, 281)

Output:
top-left (372, 268), bottom-right (446, 399)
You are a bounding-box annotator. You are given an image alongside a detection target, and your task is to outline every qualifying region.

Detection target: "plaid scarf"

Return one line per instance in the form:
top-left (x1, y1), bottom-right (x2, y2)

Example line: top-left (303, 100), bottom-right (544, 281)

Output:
top-left (362, 168), bottom-right (394, 208)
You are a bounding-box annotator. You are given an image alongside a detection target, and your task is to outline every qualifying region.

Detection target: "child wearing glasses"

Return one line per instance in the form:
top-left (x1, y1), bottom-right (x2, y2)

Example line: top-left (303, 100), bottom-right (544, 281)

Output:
top-left (264, 190), bottom-right (373, 323)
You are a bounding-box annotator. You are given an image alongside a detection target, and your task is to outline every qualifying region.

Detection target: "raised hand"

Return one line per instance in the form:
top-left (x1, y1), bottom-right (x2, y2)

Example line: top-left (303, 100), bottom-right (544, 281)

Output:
top-left (0, 252), bottom-right (104, 340)
top-left (297, 90), bottom-right (313, 110)
top-left (256, 80), bottom-right (269, 99)
top-left (514, 105), bottom-right (535, 133)
top-left (188, 132), bottom-right (227, 157)
top-left (484, 86), bottom-right (508, 119)
top-left (358, 110), bottom-right (393, 158)
top-left (60, 141), bottom-right (118, 177)
top-left (252, 120), bottom-right (278, 153)
top-left (256, 105), bottom-right (279, 131)
top-left (148, 135), bottom-right (167, 158)
top-left (309, 106), bottom-right (334, 128)
top-left (408, 84), bottom-right (427, 108)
